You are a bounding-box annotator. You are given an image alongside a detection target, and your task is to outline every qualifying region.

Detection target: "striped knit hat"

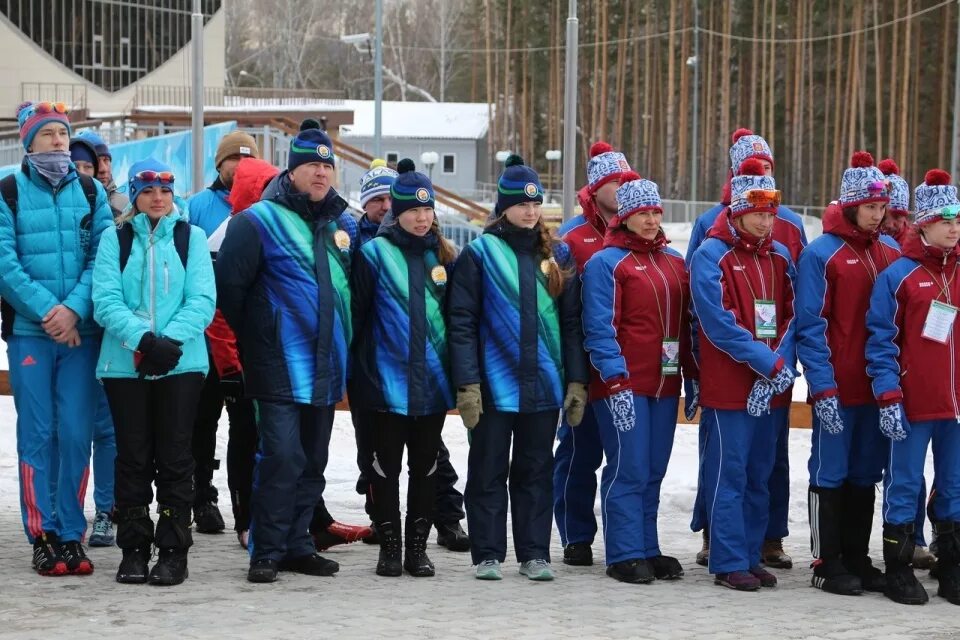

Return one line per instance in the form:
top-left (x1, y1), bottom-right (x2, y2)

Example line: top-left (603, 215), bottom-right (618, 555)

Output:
top-left (360, 158), bottom-right (398, 209)
top-left (878, 158), bottom-right (910, 215)
top-left (390, 158), bottom-right (435, 217)
top-left (914, 169), bottom-right (959, 225)
top-left (17, 101), bottom-right (71, 151)
top-left (288, 119), bottom-right (335, 171)
top-left (839, 151), bottom-right (889, 208)
top-left (494, 154), bottom-right (543, 216)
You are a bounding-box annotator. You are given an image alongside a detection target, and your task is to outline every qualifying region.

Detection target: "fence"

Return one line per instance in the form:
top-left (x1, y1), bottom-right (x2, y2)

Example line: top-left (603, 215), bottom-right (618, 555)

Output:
top-left (20, 83), bottom-right (88, 111)
top-left (132, 86), bottom-right (344, 111)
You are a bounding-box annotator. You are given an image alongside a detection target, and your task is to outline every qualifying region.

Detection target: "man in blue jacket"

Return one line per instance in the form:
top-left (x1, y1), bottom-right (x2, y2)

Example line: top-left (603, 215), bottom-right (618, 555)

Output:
top-left (187, 131), bottom-right (260, 534)
top-left (216, 122), bottom-right (358, 583)
top-left (0, 101), bottom-right (112, 576)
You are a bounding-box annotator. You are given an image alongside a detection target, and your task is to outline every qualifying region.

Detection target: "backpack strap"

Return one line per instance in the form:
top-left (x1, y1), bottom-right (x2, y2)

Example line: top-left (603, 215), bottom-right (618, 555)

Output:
top-left (118, 220), bottom-right (190, 273)
top-left (0, 174), bottom-right (17, 219)
top-left (77, 174), bottom-right (98, 217)
top-left (117, 223), bottom-right (135, 272)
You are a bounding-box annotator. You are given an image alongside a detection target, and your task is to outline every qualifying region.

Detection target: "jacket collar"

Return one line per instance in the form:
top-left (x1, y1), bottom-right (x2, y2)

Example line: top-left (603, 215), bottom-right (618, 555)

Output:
top-left (901, 228), bottom-right (960, 272)
top-left (707, 208), bottom-right (773, 256)
top-left (822, 202), bottom-right (880, 248)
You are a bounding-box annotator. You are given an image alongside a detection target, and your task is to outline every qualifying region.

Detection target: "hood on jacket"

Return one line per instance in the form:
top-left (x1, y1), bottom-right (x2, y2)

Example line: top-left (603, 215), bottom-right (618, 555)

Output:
top-left (577, 184), bottom-right (609, 234)
top-left (228, 158), bottom-right (280, 214)
top-left (822, 201), bottom-right (880, 247)
top-left (900, 227), bottom-right (960, 269)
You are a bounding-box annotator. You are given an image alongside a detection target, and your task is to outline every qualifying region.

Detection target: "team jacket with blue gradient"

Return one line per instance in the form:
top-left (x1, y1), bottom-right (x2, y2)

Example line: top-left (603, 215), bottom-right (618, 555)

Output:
top-left (357, 213), bottom-right (381, 246)
top-left (187, 178), bottom-right (231, 238)
top-left (796, 204), bottom-right (900, 405)
top-left (0, 158), bottom-right (113, 339)
top-left (92, 205), bottom-right (216, 378)
top-left (215, 172), bottom-right (357, 406)
top-left (690, 212), bottom-right (797, 410)
top-left (447, 221), bottom-right (589, 413)
top-left (351, 222), bottom-right (455, 416)
top-left (557, 185), bottom-right (608, 273)
top-left (582, 227), bottom-right (697, 401)
top-left (866, 230), bottom-right (960, 422)
top-left (686, 203), bottom-right (807, 264)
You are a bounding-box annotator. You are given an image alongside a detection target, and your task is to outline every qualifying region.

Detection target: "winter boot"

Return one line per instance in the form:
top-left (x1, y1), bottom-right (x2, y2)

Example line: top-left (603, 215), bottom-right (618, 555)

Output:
top-left (649, 555), bottom-right (684, 580)
top-left (88, 510), bottom-right (115, 547)
top-left (247, 559), bottom-right (279, 583)
top-left (563, 542), bottom-right (594, 567)
top-left (313, 521), bottom-right (373, 551)
top-left (695, 528), bottom-right (709, 567)
top-left (606, 559), bottom-right (655, 584)
top-left (932, 521), bottom-right (960, 605)
top-left (435, 521), bottom-right (470, 552)
top-left (841, 483), bottom-right (885, 592)
top-left (149, 505), bottom-right (192, 586)
top-left (278, 552), bottom-right (339, 576)
top-left (761, 538), bottom-right (793, 569)
top-left (376, 521), bottom-right (402, 577)
top-left (404, 518), bottom-right (435, 577)
top-left (61, 541), bottom-right (94, 575)
top-left (117, 547), bottom-right (152, 584)
top-left (882, 522), bottom-right (929, 605)
top-left (32, 531), bottom-right (67, 576)
top-left (193, 467), bottom-right (225, 534)
top-left (115, 506), bottom-right (155, 584)
top-left (913, 545), bottom-right (937, 571)
top-left (808, 486), bottom-right (862, 596)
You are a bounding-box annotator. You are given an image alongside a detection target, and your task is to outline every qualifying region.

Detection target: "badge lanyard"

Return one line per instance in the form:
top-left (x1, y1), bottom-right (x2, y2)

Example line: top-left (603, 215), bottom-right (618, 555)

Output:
top-left (732, 250), bottom-right (777, 342)
top-left (842, 240), bottom-right (889, 284)
top-left (919, 261), bottom-right (959, 344)
top-left (631, 250), bottom-right (684, 375)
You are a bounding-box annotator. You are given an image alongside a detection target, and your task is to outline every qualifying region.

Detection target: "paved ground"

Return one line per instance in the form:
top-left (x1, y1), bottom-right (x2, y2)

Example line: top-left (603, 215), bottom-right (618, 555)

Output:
top-left (0, 404), bottom-right (956, 639)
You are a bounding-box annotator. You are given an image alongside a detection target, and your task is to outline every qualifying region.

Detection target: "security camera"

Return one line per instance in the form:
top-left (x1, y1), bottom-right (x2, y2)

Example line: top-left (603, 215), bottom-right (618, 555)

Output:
top-left (340, 33), bottom-right (371, 46)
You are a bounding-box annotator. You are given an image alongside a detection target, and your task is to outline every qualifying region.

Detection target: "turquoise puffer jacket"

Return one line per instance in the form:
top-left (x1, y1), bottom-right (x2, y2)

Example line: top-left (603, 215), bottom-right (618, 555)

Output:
top-left (0, 159), bottom-right (113, 338)
top-left (92, 204), bottom-right (216, 379)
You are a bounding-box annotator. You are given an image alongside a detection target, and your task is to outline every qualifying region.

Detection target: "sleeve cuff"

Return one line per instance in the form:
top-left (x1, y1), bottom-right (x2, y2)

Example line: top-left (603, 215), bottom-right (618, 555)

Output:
top-left (811, 388), bottom-right (838, 401)
top-left (604, 376), bottom-right (630, 393)
top-left (768, 357), bottom-right (785, 380)
top-left (876, 390), bottom-right (903, 408)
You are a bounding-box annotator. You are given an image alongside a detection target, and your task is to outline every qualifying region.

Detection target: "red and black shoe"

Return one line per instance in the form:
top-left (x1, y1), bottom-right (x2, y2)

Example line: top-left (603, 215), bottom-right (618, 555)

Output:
top-left (32, 532), bottom-right (68, 576)
top-left (312, 521), bottom-right (373, 551)
top-left (61, 540), bottom-right (94, 575)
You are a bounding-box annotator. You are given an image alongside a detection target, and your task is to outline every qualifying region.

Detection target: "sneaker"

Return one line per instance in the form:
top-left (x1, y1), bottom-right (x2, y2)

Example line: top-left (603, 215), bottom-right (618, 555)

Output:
top-left (32, 532), bottom-right (67, 576)
top-left (194, 502), bottom-right (225, 534)
top-left (116, 547), bottom-right (151, 584)
top-left (475, 559), bottom-right (502, 580)
top-left (248, 558), bottom-right (279, 583)
top-left (435, 521), bottom-right (470, 552)
top-left (61, 541), bottom-right (94, 575)
top-left (762, 538), bottom-right (793, 569)
top-left (606, 559), bottom-right (655, 584)
top-left (237, 529), bottom-right (249, 550)
top-left (649, 554), bottom-right (684, 580)
top-left (519, 559), bottom-right (555, 581)
top-left (913, 545), bottom-right (938, 571)
top-left (695, 530), bottom-right (709, 567)
top-left (715, 570), bottom-right (761, 591)
top-left (278, 552), bottom-right (339, 576)
top-left (749, 565), bottom-right (777, 587)
top-left (89, 511), bottom-right (115, 547)
top-left (563, 542), bottom-right (593, 567)
top-left (312, 521), bottom-right (373, 551)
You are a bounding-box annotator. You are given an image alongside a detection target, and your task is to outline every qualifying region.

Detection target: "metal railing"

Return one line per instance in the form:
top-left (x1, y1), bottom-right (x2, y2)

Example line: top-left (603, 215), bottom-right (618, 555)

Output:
top-left (132, 85), bottom-right (344, 111)
top-left (20, 83), bottom-right (88, 111)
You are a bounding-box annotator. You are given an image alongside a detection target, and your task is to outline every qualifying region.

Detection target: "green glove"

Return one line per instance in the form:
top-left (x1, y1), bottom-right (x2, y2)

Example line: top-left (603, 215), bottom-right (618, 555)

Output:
top-left (457, 383), bottom-right (483, 429)
top-left (563, 383), bottom-right (588, 427)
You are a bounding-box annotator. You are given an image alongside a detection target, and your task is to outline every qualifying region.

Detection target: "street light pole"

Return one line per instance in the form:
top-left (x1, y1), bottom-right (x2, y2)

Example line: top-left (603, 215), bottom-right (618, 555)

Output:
top-left (690, 2), bottom-right (700, 202)
top-left (951, 0), bottom-right (960, 179)
top-left (374, 0), bottom-right (384, 159)
top-left (561, 0), bottom-right (579, 222)
top-left (191, 0), bottom-right (204, 195)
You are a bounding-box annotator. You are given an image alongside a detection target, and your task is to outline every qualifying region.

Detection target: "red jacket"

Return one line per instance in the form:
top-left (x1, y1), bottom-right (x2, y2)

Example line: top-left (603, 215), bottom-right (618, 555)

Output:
top-left (558, 186), bottom-right (609, 274)
top-left (796, 204), bottom-right (900, 405)
top-left (581, 228), bottom-right (696, 401)
top-left (689, 212), bottom-right (797, 410)
top-left (206, 158), bottom-right (280, 377)
top-left (866, 230), bottom-right (960, 422)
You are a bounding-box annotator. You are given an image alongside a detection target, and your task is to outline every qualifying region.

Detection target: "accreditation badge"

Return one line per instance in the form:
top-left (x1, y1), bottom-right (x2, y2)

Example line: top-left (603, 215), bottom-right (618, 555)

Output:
top-left (754, 299), bottom-right (778, 339)
top-left (921, 300), bottom-right (958, 344)
top-left (661, 338), bottom-right (680, 376)
top-left (333, 229), bottom-right (351, 252)
top-left (431, 265), bottom-right (448, 287)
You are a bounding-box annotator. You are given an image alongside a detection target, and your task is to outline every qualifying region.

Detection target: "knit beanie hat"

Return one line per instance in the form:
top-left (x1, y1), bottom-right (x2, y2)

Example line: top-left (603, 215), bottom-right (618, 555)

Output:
top-left (17, 101), bottom-right (71, 151)
top-left (495, 154), bottom-right (544, 216)
top-left (615, 172), bottom-right (662, 222)
top-left (729, 128), bottom-right (774, 173)
top-left (215, 131), bottom-right (260, 169)
top-left (729, 159), bottom-right (779, 218)
top-left (75, 130), bottom-right (111, 160)
top-left (878, 158), bottom-right (910, 215)
top-left (360, 158), bottom-right (398, 209)
top-left (914, 169), bottom-right (959, 225)
top-left (390, 158), bottom-right (435, 217)
top-left (288, 119), bottom-right (335, 171)
top-left (839, 151), bottom-right (889, 208)
top-left (128, 159), bottom-right (175, 204)
top-left (69, 138), bottom-right (96, 166)
top-left (587, 141), bottom-right (632, 194)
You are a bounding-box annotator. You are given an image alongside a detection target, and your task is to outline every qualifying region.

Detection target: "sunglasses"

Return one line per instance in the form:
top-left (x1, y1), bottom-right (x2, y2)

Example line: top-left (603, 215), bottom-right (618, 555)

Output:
top-left (134, 170), bottom-right (175, 184)
top-left (941, 204), bottom-right (960, 220)
top-left (33, 102), bottom-right (69, 115)
top-left (867, 180), bottom-right (890, 195)
top-left (742, 188), bottom-right (781, 208)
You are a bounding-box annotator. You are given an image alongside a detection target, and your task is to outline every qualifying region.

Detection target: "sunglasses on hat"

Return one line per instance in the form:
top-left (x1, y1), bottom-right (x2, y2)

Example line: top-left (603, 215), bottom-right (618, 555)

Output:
top-left (33, 102), bottom-right (69, 115)
top-left (742, 188), bottom-right (781, 209)
top-left (866, 180), bottom-right (889, 195)
top-left (135, 170), bottom-right (175, 184)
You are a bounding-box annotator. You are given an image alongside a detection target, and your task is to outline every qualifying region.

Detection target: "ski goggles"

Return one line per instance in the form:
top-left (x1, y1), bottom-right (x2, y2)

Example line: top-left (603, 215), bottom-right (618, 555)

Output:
top-left (741, 188), bottom-right (781, 209)
top-left (941, 204), bottom-right (960, 220)
top-left (32, 102), bottom-right (70, 115)
top-left (134, 170), bottom-right (175, 184)
top-left (866, 180), bottom-right (890, 195)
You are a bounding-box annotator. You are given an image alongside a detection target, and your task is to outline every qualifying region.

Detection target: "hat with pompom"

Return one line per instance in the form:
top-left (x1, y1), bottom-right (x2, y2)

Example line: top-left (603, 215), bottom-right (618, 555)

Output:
top-left (878, 158), bottom-right (910, 215)
top-left (360, 158), bottom-right (398, 209)
top-left (729, 128), bottom-right (774, 174)
top-left (914, 169), bottom-right (959, 225)
top-left (586, 141), bottom-right (632, 193)
top-left (17, 101), bottom-right (71, 151)
top-left (839, 151), bottom-right (889, 207)
top-left (288, 118), bottom-right (335, 171)
top-left (729, 158), bottom-right (778, 218)
top-left (390, 158), bottom-right (435, 218)
top-left (615, 172), bottom-right (662, 222)
top-left (495, 154), bottom-right (543, 216)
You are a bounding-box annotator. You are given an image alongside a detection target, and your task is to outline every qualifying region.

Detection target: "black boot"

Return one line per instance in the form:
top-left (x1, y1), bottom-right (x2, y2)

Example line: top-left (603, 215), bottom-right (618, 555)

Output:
top-left (115, 506), bottom-right (155, 585)
top-left (376, 521), bottom-right (402, 577)
top-left (194, 465), bottom-right (225, 534)
top-left (932, 520), bottom-right (960, 605)
top-left (648, 555), bottom-right (684, 580)
top-left (883, 522), bottom-right (929, 605)
top-left (841, 483), bottom-right (885, 592)
top-left (404, 518), bottom-right (435, 577)
top-left (149, 505), bottom-right (192, 586)
top-left (808, 486), bottom-right (862, 596)
top-left (435, 521), bottom-right (470, 552)
top-left (563, 542), bottom-right (594, 567)
top-left (606, 559), bottom-right (655, 584)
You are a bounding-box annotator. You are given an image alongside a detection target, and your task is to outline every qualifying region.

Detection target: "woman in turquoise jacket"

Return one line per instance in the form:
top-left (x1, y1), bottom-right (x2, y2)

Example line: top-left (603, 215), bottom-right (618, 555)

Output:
top-left (92, 159), bottom-right (216, 587)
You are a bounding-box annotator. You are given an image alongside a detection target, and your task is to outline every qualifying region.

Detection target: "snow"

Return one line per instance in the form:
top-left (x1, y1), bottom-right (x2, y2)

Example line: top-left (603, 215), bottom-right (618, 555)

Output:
top-left (338, 100), bottom-right (492, 140)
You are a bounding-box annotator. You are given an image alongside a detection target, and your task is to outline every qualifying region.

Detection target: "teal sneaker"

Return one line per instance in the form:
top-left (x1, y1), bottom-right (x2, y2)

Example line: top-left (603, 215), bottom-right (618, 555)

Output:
top-left (88, 511), bottom-right (115, 548)
top-left (519, 559), bottom-right (555, 581)
top-left (475, 559), bottom-right (502, 580)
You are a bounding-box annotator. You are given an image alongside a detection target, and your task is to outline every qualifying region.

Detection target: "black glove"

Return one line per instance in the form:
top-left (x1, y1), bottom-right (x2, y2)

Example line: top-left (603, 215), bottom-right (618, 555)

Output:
top-left (220, 373), bottom-right (244, 402)
top-left (136, 332), bottom-right (184, 378)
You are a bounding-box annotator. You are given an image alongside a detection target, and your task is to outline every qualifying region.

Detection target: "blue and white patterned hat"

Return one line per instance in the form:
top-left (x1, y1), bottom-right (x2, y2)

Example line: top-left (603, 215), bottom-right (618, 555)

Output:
top-left (915, 169), bottom-right (959, 225)
top-left (839, 151), bottom-right (889, 207)
top-left (729, 128), bottom-right (773, 174)
top-left (616, 173), bottom-right (661, 220)
top-left (730, 159), bottom-right (777, 218)
top-left (879, 158), bottom-right (910, 213)
top-left (587, 141), bottom-right (632, 193)
top-left (359, 158), bottom-right (398, 209)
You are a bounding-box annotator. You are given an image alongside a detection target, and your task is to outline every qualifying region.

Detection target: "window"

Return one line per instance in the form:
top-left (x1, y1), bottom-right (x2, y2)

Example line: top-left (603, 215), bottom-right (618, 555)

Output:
top-left (92, 34), bottom-right (103, 68)
top-left (442, 153), bottom-right (456, 175)
top-left (386, 152), bottom-right (399, 166)
top-left (120, 37), bottom-right (131, 69)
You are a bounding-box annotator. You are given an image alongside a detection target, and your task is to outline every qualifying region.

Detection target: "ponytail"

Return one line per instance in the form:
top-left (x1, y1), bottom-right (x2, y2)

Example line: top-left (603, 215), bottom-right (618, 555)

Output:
top-left (431, 219), bottom-right (457, 265)
top-left (536, 222), bottom-right (571, 298)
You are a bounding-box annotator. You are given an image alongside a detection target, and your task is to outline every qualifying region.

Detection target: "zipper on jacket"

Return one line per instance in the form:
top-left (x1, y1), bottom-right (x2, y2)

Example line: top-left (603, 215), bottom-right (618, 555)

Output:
top-left (941, 268), bottom-right (960, 423)
top-left (649, 252), bottom-right (671, 398)
top-left (163, 262), bottom-right (170, 296)
top-left (148, 230), bottom-right (156, 332)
